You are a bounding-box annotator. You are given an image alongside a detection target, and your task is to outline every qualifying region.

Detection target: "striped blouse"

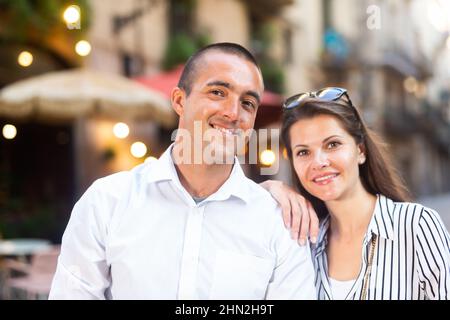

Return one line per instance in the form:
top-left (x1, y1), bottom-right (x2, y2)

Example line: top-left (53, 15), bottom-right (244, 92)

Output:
top-left (312, 194), bottom-right (450, 300)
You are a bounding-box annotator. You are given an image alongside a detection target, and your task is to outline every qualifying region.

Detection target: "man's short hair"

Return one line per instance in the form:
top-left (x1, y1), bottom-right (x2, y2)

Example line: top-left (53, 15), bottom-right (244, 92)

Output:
top-left (177, 42), bottom-right (260, 96)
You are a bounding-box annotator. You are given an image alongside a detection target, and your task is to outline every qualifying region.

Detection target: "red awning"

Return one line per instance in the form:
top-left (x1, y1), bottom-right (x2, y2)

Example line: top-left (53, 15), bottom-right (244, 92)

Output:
top-left (134, 64), bottom-right (283, 128)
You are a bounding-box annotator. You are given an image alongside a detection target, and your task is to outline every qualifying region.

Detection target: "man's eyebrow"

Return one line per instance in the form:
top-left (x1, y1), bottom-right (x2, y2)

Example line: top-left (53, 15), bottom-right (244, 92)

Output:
top-left (206, 81), bottom-right (260, 103)
top-left (206, 81), bottom-right (231, 88)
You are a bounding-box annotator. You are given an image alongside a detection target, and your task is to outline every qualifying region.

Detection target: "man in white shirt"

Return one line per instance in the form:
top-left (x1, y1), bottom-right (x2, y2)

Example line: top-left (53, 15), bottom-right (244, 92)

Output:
top-left (49, 43), bottom-right (316, 299)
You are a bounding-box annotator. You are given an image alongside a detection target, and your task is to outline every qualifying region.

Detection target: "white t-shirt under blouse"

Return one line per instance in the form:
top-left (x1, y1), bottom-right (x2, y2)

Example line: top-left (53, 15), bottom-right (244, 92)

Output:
top-left (329, 278), bottom-right (356, 300)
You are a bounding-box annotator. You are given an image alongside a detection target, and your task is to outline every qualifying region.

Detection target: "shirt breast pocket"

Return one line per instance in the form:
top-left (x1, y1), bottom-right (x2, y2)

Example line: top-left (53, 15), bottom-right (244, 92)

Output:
top-left (209, 250), bottom-right (275, 300)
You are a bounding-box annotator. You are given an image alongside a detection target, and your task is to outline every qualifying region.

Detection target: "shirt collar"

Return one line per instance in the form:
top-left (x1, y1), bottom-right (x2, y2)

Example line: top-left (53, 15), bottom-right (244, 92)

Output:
top-left (312, 194), bottom-right (396, 257)
top-left (146, 144), bottom-right (250, 204)
top-left (146, 145), bottom-right (178, 183)
top-left (312, 215), bottom-right (330, 258)
top-left (366, 194), bottom-right (396, 242)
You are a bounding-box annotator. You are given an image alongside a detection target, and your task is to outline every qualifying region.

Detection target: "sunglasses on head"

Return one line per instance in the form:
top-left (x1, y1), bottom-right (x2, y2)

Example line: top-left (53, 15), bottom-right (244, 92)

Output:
top-left (283, 87), bottom-right (354, 110)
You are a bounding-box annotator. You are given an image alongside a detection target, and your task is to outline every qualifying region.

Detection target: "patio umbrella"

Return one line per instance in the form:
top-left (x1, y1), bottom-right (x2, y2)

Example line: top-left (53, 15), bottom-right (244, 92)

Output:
top-left (0, 69), bottom-right (176, 128)
top-left (134, 64), bottom-right (284, 128)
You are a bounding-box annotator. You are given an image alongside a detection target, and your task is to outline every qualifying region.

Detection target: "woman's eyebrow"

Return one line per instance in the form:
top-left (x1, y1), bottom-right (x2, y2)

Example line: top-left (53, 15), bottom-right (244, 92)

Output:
top-left (323, 135), bottom-right (342, 142)
top-left (293, 135), bottom-right (343, 148)
top-left (322, 134), bottom-right (342, 142)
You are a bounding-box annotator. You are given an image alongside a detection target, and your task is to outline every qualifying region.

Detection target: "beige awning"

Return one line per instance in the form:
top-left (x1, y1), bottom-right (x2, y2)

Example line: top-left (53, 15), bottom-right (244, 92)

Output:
top-left (0, 69), bottom-right (176, 128)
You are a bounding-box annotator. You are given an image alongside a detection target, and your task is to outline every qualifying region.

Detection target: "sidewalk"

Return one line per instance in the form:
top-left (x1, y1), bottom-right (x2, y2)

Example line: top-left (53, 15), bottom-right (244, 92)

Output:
top-left (418, 193), bottom-right (450, 231)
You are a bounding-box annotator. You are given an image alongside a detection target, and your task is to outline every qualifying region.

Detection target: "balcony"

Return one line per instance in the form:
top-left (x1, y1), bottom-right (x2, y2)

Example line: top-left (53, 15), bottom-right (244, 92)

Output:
top-left (384, 104), bottom-right (450, 154)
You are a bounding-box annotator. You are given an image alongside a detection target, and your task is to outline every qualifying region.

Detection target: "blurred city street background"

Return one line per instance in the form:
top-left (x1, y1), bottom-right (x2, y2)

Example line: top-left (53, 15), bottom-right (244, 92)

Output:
top-left (0, 0), bottom-right (449, 299)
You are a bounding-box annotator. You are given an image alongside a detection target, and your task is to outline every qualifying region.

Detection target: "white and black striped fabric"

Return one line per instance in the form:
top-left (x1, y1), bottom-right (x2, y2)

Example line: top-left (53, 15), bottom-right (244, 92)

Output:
top-left (312, 194), bottom-right (450, 300)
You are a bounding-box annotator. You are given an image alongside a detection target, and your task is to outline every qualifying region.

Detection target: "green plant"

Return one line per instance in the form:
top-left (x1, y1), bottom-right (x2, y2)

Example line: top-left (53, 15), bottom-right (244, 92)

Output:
top-left (0, 201), bottom-right (61, 240)
top-left (0, 159), bottom-right (63, 241)
top-left (0, 0), bottom-right (91, 41)
top-left (162, 34), bottom-right (197, 70)
top-left (162, 33), bottom-right (211, 70)
top-left (252, 22), bottom-right (285, 93)
top-left (260, 60), bottom-right (285, 94)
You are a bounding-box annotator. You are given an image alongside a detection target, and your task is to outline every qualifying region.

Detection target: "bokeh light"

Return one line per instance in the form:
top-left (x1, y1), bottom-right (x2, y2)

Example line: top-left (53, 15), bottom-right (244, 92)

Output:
top-left (260, 149), bottom-right (276, 166)
top-left (113, 122), bottom-right (130, 139)
top-left (2, 124), bottom-right (17, 140)
top-left (63, 5), bottom-right (81, 24)
top-left (131, 142), bottom-right (147, 158)
top-left (404, 77), bottom-right (418, 93)
top-left (427, 1), bottom-right (450, 32)
top-left (18, 51), bottom-right (33, 67)
top-left (75, 40), bottom-right (91, 57)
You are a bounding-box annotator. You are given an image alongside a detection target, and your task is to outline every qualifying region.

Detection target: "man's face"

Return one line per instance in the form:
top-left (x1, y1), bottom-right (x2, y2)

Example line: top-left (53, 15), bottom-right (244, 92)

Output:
top-left (172, 51), bottom-right (264, 163)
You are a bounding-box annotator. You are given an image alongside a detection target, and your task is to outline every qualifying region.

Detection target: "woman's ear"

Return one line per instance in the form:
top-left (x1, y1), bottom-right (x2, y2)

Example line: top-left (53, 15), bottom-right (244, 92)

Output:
top-left (171, 87), bottom-right (185, 117)
top-left (358, 143), bottom-right (366, 165)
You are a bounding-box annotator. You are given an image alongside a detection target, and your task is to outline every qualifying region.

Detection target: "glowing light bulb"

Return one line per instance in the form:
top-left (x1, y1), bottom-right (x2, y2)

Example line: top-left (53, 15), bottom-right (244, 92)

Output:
top-left (113, 122), bottom-right (129, 139)
top-left (75, 40), bottom-right (91, 57)
top-left (131, 142), bottom-right (147, 158)
top-left (2, 124), bottom-right (17, 140)
top-left (63, 5), bottom-right (81, 24)
top-left (260, 149), bottom-right (276, 166)
top-left (18, 51), bottom-right (33, 67)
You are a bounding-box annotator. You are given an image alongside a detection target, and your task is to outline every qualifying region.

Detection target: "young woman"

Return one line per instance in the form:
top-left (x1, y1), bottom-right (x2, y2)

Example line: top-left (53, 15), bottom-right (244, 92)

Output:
top-left (264, 87), bottom-right (450, 299)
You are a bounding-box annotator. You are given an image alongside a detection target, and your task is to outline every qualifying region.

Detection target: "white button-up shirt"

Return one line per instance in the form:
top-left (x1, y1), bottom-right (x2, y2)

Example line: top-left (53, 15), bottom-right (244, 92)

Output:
top-left (49, 146), bottom-right (316, 300)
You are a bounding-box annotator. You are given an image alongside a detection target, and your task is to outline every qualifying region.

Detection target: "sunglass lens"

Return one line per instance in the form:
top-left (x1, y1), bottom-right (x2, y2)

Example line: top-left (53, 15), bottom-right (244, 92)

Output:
top-left (284, 93), bottom-right (310, 109)
top-left (317, 88), bottom-right (345, 101)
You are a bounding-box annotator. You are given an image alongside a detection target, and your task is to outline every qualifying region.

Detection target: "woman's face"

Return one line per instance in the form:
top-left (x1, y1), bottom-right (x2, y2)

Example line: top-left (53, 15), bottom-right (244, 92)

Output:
top-left (289, 114), bottom-right (366, 202)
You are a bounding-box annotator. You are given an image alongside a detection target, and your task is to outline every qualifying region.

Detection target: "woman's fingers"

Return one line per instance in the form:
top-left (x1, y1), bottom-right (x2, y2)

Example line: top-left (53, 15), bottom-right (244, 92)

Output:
top-left (280, 198), bottom-right (292, 229)
top-left (297, 196), bottom-right (310, 246)
top-left (307, 201), bottom-right (319, 244)
top-left (289, 196), bottom-right (302, 241)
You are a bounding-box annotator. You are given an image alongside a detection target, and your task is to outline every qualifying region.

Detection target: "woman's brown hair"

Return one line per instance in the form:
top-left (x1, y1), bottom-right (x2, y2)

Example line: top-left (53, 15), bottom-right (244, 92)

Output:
top-left (281, 97), bottom-right (411, 220)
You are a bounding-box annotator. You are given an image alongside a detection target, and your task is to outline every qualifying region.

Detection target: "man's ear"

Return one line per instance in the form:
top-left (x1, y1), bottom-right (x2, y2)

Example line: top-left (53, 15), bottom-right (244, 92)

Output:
top-left (171, 87), bottom-right (185, 117)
